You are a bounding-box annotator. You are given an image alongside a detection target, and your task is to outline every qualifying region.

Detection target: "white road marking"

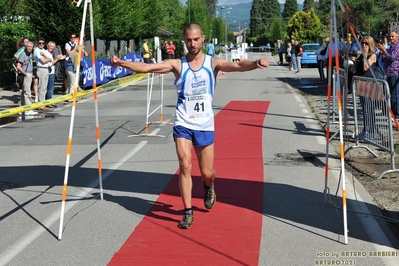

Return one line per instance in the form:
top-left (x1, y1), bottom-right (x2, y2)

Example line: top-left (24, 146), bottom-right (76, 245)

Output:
top-left (0, 140), bottom-right (149, 266)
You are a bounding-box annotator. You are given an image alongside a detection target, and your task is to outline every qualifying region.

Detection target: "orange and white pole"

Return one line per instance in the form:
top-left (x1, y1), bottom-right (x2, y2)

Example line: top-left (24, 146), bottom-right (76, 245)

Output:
top-left (333, 0), bottom-right (348, 245)
top-left (89, 0), bottom-right (104, 200)
top-left (58, 0), bottom-right (89, 240)
top-left (324, 0), bottom-right (334, 202)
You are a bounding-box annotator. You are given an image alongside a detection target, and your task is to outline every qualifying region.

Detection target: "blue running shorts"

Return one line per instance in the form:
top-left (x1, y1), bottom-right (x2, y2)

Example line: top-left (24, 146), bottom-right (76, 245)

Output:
top-left (173, 125), bottom-right (214, 147)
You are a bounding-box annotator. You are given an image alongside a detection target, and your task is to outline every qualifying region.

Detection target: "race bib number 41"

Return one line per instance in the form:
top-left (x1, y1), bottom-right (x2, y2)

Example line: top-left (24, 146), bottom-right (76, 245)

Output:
top-left (187, 95), bottom-right (212, 119)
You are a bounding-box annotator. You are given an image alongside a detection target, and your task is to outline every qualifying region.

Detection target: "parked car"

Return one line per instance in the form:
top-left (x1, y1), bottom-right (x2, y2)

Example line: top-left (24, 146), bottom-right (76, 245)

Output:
top-left (300, 43), bottom-right (320, 66)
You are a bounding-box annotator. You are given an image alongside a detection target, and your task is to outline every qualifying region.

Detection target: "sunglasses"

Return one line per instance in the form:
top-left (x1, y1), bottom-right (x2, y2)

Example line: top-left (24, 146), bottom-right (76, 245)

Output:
top-left (38, 42), bottom-right (45, 44)
top-left (361, 42), bottom-right (368, 45)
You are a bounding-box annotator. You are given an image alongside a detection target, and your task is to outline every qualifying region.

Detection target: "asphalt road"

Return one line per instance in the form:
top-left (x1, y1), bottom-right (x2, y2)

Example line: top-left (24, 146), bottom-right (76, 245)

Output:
top-left (0, 52), bottom-right (398, 265)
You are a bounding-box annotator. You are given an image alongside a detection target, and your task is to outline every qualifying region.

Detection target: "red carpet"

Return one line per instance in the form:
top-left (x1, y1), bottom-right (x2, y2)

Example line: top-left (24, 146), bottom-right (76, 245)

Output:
top-left (108, 101), bottom-right (270, 266)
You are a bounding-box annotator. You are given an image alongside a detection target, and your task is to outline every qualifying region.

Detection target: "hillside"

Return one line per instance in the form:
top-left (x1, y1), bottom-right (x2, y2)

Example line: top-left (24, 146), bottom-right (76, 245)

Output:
top-left (218, 2), bottom-right (303, 30)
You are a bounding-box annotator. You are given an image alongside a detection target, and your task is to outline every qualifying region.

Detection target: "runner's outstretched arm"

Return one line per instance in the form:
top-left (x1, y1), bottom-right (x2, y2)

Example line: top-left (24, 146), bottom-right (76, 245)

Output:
top-left (215, 58), bottom-right (269, 73)
top-left (110, 55), bottom-right (179, 75)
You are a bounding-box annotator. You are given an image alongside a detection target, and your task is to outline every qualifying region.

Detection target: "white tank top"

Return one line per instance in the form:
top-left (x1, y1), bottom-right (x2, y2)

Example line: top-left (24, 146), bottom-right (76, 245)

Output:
top-left (174, 55), bottom-right (215, 130)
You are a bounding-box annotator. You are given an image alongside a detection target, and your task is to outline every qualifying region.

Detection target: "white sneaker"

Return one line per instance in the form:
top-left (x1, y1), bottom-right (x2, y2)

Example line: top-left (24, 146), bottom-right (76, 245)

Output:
top-left (25, 110), bottom-right (38, 115)
top-left (34, 96), bottom-right (38, 103)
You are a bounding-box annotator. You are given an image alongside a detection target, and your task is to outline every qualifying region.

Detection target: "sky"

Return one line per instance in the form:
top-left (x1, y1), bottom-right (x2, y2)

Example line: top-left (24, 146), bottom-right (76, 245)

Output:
top-left (179, 0), bottom-right (304, 5)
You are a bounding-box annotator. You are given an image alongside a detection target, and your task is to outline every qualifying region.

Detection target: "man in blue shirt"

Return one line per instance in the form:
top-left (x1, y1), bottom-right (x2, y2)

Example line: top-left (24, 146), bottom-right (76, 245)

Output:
top-left (207, 40), bottom-right (215, 57)
top-left (278, 40), bottom-right (284, 65)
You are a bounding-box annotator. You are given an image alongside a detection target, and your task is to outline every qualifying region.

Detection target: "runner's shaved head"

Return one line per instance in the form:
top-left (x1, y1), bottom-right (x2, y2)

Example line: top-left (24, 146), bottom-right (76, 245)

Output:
top-left (184, 23), bottom-right (204, 35)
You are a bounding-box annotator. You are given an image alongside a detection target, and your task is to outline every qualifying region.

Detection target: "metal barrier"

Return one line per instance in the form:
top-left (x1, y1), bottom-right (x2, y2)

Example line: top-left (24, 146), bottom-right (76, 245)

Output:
top-left (128, 73), bottom-right (171, 138)
top-left (345, 76), bottom-right (399, 179)
top-left (328, 68), bottom-right (354, 140)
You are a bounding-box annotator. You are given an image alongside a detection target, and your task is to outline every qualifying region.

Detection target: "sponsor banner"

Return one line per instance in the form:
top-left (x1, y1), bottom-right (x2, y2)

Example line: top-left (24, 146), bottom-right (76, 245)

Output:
top-left (82, 52), bottom-right (143, 87)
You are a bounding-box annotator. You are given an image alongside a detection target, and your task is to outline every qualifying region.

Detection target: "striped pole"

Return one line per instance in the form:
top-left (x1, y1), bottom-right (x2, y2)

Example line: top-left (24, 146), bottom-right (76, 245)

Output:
top-left (89, 0), bottom-right (104, 200)
top-left (58, 0), bottom-right (89, 240)
top-left (332, 0), bottom-right (348, 245)
top-left (324, 0), bottom-right (334, 202)
top-left (159, 74), bottom-right (164, 122)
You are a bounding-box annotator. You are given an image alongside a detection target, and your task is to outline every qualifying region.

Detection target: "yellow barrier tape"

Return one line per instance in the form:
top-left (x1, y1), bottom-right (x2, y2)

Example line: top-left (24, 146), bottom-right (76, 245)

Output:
top-left (0, 72), bottom-right (147, 118)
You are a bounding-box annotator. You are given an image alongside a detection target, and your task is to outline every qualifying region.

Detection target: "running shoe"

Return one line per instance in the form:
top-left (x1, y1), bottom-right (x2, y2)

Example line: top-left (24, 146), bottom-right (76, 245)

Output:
top-left (178, 210), bottom-right (194, 229)
top-left (204, 182), bottom-right (216, 209)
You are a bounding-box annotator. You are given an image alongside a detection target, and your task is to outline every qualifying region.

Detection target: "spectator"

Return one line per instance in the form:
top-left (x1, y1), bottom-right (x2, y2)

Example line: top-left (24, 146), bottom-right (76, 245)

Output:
top-left (16, 41), bottom-right (38, 116)
top-left (295, 40), bottom-right (302, 73)
top-left (34, 37), bottom-right (65, 109)
top-left (161, 40), bottom-right (168, 61)
top-left (286, 42), bottom-right (292, 70)
top-left (291, 39), bottom-right (297, 72)
top-left (266, 42), bottom-right (271, 52)
top-left (66, 49), bottom-right (80, 96)
top-left (142, 39), bottom-right (152, 64)
top-left (347, 34), bottom-right (360, 54)
top-left (64, 33), bottom-right (78, 94)
top-left (44, 41), bottom-right (60, 107)
top-left (278, 40), bottom-right (284, 65)
top-left (74, 34), bottom-right (88, 89)
top-left (377, 33), bottom-right (389, 68)
top-left (325, 34), bottom-right (344, 82)
top-left (14, 38), bottom-right (30, 97)
top-left (33, 37), bottom-right (50, 109)
top-left (168, 40), bottom-right (176, 59)
top-left (14, 37), bottom-right (29, 60)
top-left (379, 30), bottom-right (399, 118)
top-left (315, 38), bottom-right (326, 82)
top-left (30, 43), bottom-right (40, 103)
top-left (207, 39), bottom-right (215, 57)
top-left (354, 36), bottom-right (377, 139)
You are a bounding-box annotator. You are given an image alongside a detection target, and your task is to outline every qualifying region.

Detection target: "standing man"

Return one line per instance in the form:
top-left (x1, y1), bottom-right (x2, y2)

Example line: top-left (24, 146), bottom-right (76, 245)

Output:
top-left (266, 42), bottom-right (271, 52)
top-left (207, 39), bottom-right (215, 57)
top-left (110, 22), bottom-right (269, 229)
top-left (34, 38), bottom-right (65, 108)
top-left (16, 41), bottom-right (38, 116)
top-left (278, 40), bottom-right (284, 65)
top-left (294, 40), bottom-right (302, 73)
top-left (44, 41), bottom-right (62, 107)
top-left (64, 33), bottom-right (78, 94)
top-left (290, 39), bottom-right (297, 72)
top-left (315, 38), bottom-right (326, 82)
top-left (168, 40), bottom-right (176, 59)
top-left (325, 34), bottom-right (344, 82)
top-left (379, 30), bottom-right (399, 118)
top-left (142, 39), bottom-right (152, 64)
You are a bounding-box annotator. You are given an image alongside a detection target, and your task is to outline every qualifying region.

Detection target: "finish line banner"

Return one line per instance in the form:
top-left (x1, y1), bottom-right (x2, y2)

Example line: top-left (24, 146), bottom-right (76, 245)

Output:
top-left (82, 52), bottom-right (143, 87)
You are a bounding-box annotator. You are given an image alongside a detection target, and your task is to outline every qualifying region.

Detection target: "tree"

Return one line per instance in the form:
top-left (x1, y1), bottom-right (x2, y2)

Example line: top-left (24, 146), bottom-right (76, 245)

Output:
top-left (249, 0), bottom-right (264, 37)
top-left (186, 0), bottom-right (213, 39)
top-left (315, 0), bottom-right (332, 26)
top-left (204, 0), bottom-right (218, 17)
top-left (262, 0), bottom-right (282, 29)
top-left (287, 8), bottom-right (321, 44)
top-left (159, 0), bottom-right (185, 37)
top-left (270, 18), bottom-right (284, 42)
top-left (26, 0), bottom-right (83, 47)
top-left (213, 16), bottom-right (225, 46)
top-left (282, 0), bottom-right (298, 21)
top-left (374, 0), bottom-right (399, 34)
top-left (303, 0), bottom-right (315, 12)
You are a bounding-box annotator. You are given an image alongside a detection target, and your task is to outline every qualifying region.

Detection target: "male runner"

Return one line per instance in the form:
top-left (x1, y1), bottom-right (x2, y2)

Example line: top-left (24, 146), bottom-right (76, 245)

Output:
top-left (110, 22), bottom-right (269, 229)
